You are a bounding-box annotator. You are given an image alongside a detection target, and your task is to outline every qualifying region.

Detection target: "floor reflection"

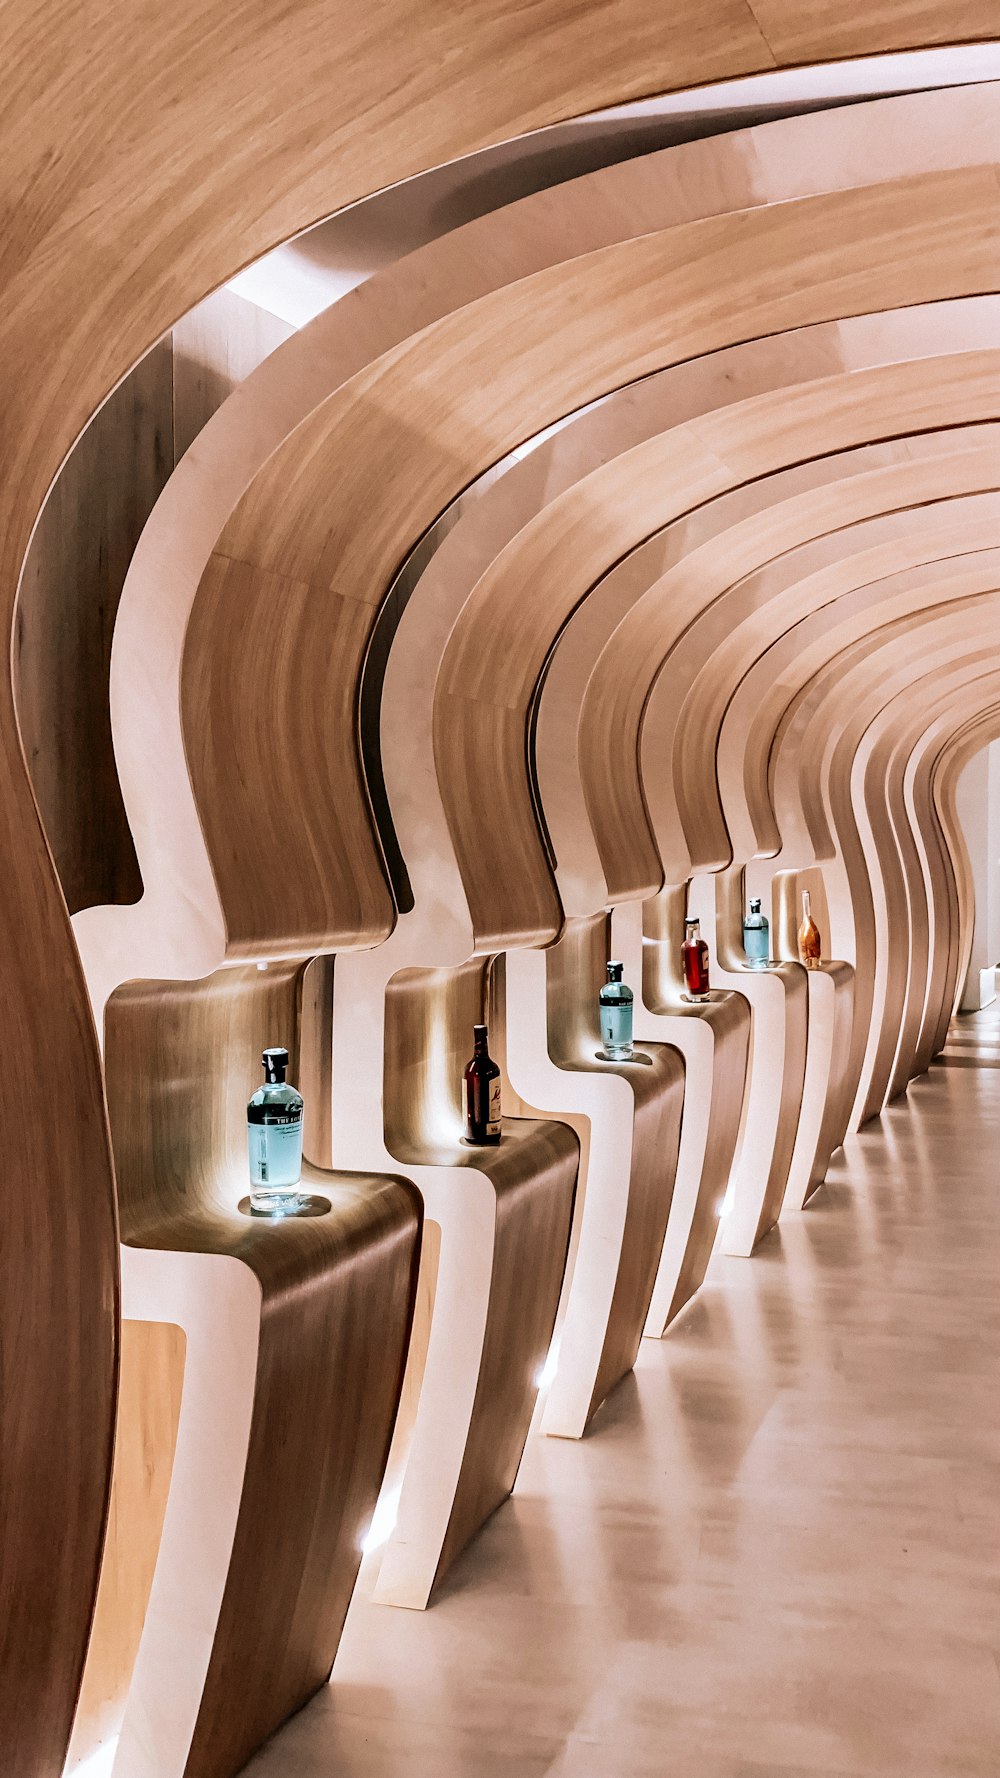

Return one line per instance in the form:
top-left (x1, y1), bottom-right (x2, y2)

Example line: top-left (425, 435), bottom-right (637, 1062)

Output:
top-left (244, 1011), bottom-right (1000, 1777)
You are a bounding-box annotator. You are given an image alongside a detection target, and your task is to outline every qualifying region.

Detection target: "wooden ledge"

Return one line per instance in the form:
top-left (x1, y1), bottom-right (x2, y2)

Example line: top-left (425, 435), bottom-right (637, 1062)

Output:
top-left (124, 1161), bottom-right (418, 1278)
top-left (551, 1034), bottom-right (684, 1099)
top-left (390, 1112), bottom-right (578, 1180)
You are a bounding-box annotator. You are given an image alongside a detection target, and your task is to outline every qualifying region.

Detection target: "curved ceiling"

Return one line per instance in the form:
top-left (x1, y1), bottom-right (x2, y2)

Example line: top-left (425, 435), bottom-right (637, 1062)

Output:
top-left (8, 35), bottom-right (1000, 1778)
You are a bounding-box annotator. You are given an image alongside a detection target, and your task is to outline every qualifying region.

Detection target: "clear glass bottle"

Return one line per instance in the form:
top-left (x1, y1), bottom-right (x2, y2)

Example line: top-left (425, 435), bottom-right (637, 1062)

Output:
top-left (743, 896), bottom-right (770, 968)
top-left (463, 1023), bottom-right (501, 1144)
top-left (599, 960), bottom-right (634, 1060)
top-left (798, 889), bottom-right (822, 969)
top-left (247, 1046), bottom-right (304, 1215)
top-left (682, 917), bottom-right (710, 1000)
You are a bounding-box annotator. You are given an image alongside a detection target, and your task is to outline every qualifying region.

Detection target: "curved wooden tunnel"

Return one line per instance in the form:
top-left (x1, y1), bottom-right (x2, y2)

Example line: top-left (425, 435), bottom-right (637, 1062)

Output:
top-left (6, 40), bottom-right (1000, 1777)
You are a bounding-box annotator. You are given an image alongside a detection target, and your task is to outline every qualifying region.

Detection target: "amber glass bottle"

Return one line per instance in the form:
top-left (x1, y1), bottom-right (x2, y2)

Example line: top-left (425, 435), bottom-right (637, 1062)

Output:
top-left (463, 1023), bottom-right (502, 1144)
top-left (682, 917), bottom-right (710, 1000)
top-left (798, 889), bottom-right (822, 969)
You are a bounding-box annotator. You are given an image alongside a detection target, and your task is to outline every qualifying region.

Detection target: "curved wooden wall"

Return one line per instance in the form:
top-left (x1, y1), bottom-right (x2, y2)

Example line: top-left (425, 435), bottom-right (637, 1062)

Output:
top-left (7, 43), bottom-right (1000, 1774)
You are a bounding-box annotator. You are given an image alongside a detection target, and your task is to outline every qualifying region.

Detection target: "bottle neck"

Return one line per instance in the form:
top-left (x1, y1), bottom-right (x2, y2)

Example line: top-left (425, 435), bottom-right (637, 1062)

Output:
top-left (802, 890), bottom-right (812, 918)
top-left (686, 921), bottom-right (700, 940)
top-left (474, 1026), bottom-right (489, 1055)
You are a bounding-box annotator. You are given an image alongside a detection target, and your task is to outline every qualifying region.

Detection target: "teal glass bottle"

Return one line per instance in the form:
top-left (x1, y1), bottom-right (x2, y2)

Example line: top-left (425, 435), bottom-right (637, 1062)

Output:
top-left (743, 896), bottom-right (770, 969)
top-left (599, 960), bottom-right (634, 1060)
top-left (247, 1046), bottom-right (304, 1215)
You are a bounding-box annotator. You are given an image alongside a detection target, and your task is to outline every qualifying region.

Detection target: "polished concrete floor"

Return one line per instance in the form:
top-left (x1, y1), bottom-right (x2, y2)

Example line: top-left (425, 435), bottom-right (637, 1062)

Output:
top-left (246, 1011), bottom-right (1000, 1777)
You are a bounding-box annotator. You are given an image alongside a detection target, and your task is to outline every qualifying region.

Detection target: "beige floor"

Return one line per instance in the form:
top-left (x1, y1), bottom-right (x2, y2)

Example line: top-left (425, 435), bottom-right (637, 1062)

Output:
top-left (245, 1011), bottom-right (1000, 1777)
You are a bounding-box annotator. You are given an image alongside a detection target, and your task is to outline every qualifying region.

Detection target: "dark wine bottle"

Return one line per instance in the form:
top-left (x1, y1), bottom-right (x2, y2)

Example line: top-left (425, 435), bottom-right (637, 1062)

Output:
top-left (463, 1023), bottom-right (501, 1145)
top-left (682, 917), bottom-right (710, 1000)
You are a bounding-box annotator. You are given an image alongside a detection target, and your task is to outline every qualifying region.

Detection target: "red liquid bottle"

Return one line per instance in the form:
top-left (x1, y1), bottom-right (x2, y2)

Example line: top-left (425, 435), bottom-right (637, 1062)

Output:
top-left (463, 1022), bottom-right (502, 1144)
top-left (682, 917), bottom-right (710, 1000)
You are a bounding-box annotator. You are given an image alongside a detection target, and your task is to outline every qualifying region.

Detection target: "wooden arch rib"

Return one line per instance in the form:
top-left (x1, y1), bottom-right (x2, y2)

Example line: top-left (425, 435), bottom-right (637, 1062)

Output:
top-left (438, 357), bottom-right (1000, 944)
top-left (590, 525), bottom-right (1000, 1125)
top-left (81, 86), bottom-right (1000, 986)
top-left (766, 572), bottom-right (1000, 1046)
top-left (887, 690), bottom-right (1000, 1077)
top-left (820, 647), bottom-right (1000, 1068)
top-left (765, 597), bottom-right (1000, 1091)
top-left (933, 701), bottom-right (1000, 1025)
top-left (712, 541), bottom-right (1000, 1112)
top-left (339, 304), bottom-right (1000, 916)
top-left (575, 440), bottom-right (1000, 886)
top-left (856, 668), bottom-right (1000, 1105)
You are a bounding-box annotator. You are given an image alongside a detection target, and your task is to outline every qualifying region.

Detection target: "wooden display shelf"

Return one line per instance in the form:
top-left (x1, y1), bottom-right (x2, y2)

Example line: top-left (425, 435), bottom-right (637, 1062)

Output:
top-left (377, 957), bottom-right (578, 1606)
top-left (101, 961), bottom-right (421, 1778)
top-left (629, 886), bottom-right (751, 1329)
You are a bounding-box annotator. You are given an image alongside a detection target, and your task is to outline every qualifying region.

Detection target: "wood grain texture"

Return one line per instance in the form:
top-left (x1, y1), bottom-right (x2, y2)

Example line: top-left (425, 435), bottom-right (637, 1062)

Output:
top-left (0, 860), bottom-right (119, 1777)
top-left (15, 341), bottom-right (172, 913)
top-left (172, 289), bottom-right (294, 461)
top-left (104, 960), bottom-right (421, 1778)
top-left (67, 1321), bottom-right (186, 1770)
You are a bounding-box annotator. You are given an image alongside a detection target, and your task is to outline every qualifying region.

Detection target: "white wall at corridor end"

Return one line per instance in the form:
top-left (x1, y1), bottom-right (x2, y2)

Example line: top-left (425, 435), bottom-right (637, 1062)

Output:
top-left (955, 740), bottom-right (1000, 1012)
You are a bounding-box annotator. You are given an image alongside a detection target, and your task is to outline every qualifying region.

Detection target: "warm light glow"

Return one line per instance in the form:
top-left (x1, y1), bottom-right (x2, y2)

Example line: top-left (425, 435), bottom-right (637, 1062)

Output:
top-left (426, 996), bottom-right (467, 1144)
top-left (360, 1482), bottom-right (401, 1555)
top-left (68, 1738), bottom-right (120, 1778)
top-left (535, 1334), bottom-right (562, 1390)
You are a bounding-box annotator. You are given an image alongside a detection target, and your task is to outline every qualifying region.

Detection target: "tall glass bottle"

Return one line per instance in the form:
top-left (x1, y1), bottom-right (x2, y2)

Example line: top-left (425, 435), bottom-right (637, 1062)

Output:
top-left (798, 889), bottom-right (822, 969)
top-left (599, 960), bottom-right (634, 1060)
top-left (742, 896), bottom-right (770, 968)
top-left (464, 1023), bottom-right (501, 1144)
top-left (682, 917), bottom-right (710, 1000)
top-left (247, 1046), bottom-right (304, 1215)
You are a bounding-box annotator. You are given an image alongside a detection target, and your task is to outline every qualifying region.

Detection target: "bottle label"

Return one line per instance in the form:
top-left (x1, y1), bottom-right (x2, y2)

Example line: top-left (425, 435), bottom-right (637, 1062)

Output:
top-left (248, 1118), bottom-right (303, 1187)
top-left (601, 1002), bottom-right (634, 1053)
top-left (487, 1075), bottom-right (502, 1136)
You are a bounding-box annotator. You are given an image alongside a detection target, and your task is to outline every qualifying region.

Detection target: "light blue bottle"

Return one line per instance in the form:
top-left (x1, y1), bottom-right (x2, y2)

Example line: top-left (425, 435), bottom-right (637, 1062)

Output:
top-left (599, 960), bottom-right (634, 1060)
top-left (247, 1046), bottom-right (304, 1215)
top-left (743, 897), bottom-right (770, 969)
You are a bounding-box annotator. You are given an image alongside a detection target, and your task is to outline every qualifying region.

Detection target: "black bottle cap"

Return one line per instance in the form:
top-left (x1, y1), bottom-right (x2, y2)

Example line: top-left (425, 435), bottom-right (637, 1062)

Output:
top-left (606, 960), bottom-right (624, 981)
top-left (473, 1023), bottom-right (488, 1035)
top-left (262, 1046), bottom-right (289, 1082)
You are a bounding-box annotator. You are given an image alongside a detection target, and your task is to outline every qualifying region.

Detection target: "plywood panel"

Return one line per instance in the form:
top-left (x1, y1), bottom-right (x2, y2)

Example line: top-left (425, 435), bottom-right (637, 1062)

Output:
top-left (67, 1321), bottom-right (186, 1772)
top-left (173, 289), bottom-right (295, 460)
top-left (15, 340), bottom-right (173, 912)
